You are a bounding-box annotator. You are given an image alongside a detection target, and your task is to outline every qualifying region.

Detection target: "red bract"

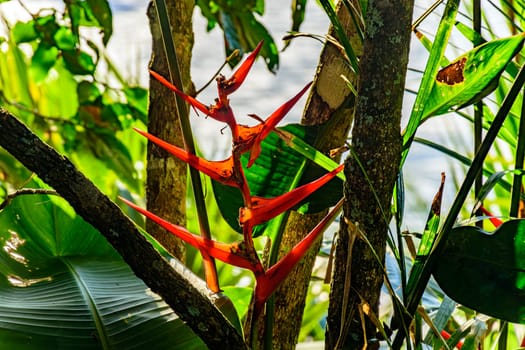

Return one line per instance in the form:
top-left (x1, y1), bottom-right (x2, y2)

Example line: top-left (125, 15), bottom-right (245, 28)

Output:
top-left (254, 198), bottom-right (344, 309)
top-left (239, 164), bottom-right (344, 226)
top-left (134, 128), bottom-right (239, 188)
top-left (150, 70), bottom-right (237, 128)
top-left (479, 206), bottom-right (503, 227)
top-left (120, 197), bottom-right (260, 272)
top-left (217, 41), bottom-right (263, 99)
top-left (245, 82), bottom-right (313, 167)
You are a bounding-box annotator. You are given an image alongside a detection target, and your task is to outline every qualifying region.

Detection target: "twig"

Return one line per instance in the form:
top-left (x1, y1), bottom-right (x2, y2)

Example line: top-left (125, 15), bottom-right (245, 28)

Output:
top-left (0, 188), bottom-right (58, 211)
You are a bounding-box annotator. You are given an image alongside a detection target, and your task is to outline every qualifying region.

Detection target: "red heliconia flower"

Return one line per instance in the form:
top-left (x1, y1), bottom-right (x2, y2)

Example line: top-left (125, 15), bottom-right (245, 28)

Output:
top-left (150, 70), bottom-right (237, 129)
top-left (134, 128), bottom-right (240, 188)
top-left (120, 197), bottom-right (261, 272)
top-left (217, 41), bottom-right (264, 100)
top-left (239, 164), bottom-right (344, 226)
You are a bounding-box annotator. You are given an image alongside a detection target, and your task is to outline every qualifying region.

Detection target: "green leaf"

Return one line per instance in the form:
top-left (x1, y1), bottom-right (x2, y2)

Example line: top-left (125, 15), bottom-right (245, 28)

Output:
top-left (220, 286), bottom-right (253, 323)
top-left (53, 25), bottom-right (78, 51)
top-left (35, 58), bottom-right (79, 119)
top-left (123, 87), bottom-right (148, 124)
top-left (0, 193), bottom-right (204, 349)
top-left (77, 80), bottom-right (102, 104)
top-left (291, 0), bottom-right (306, 33)
top-left (87, 128), bottom-right (137, 187)
top-left (422, 33), bottom-right (525, 119)
top-left (401, 0), bottom-right (459, 166)
top-left (223, 11), bottom-right (278, 72)
top-left (34, 15), bottom-right (60, 46)
top-left (432, 220), bottom-right (525, 324)
top-left (85, 0), bottom-right (113, 46)
top-left (30, 42), bottom-right (58, 82)
top-left (11, 20), bottom-right (38, 44)
top-left (62, 49), bottom-right (96, 75)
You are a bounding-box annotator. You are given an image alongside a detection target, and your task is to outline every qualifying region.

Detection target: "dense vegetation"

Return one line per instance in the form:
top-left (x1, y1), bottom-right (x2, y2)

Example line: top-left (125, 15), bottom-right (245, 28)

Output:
top-left (1, 0), bottom-right (525, 349)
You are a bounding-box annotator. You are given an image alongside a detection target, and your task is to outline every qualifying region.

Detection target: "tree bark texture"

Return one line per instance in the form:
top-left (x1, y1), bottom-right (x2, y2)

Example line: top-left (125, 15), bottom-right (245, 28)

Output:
top-left (0, 109), bottom-right (247, 350)
top-left (326, 1), bottom-right (414, 349)
top-left (264, 2), bottom-right (361, 348)
top-left (145, 0), bottom-right (194, 261)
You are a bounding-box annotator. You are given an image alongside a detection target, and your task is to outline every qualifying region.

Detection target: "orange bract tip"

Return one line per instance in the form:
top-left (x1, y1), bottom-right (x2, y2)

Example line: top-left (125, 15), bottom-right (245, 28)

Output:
top-left (134, 129), bottom-right (238, 187)
top-left (150, 70), bottom-right (236, 126)
top-left (218, 41), bottom-right (264, 97)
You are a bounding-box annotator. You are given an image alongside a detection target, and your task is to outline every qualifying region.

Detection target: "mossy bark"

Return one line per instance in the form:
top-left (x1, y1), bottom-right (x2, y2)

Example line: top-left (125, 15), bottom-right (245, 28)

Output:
top-left (325, 0), bottom-right (414, 349)
top-left (145, 0), bottom-right (194, 261)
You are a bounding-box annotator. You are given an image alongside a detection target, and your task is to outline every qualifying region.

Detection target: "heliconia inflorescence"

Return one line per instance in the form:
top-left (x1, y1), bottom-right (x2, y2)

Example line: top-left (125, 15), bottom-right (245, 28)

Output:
top-left (122, 41), bottom-right (343, 317)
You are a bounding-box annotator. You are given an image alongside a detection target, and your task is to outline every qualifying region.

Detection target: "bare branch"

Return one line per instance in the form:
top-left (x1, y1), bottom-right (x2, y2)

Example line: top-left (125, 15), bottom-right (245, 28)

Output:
top-left (0, 188), bottom-right (58, 211)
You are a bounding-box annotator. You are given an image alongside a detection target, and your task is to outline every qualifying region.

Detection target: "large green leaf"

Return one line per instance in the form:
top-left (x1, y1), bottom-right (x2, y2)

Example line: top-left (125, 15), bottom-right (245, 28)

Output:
top-left (432, 220), bottom-right (525, 324)
top-left (422, 33), bottom-right (525, 119)
top-left (0, 192), bottom-right (204, 349)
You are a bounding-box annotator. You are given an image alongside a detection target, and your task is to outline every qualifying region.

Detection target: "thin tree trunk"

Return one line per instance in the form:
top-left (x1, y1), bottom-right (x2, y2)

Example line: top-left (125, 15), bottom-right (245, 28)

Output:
top-left (326, 1), bottom-right (414, 349)
top-left (263, 2), bottom-right (361, 348)
top-left (145, 0), bottom-right (194, 261)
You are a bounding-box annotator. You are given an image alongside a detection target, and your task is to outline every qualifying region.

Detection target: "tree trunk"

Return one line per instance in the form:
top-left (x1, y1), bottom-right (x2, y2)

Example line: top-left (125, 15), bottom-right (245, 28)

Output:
top-left (326, 1), bottom-right (414, 349)
top-left (145, 0), bottom-right (194, 261)
top-left (262, 2), bottom-right (361, 348)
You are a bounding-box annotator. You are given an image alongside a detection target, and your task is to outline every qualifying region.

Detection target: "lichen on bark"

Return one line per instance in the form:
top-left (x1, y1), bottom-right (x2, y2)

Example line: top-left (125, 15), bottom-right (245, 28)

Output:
top-left (325, 0), bottom-right (414, 349)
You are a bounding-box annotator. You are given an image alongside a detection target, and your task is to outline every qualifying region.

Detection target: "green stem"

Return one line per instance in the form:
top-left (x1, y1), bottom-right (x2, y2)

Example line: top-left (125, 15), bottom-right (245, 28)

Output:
top-left (153, 0), bottom-right (219, 290)
top-left (473, 0), bottom-right (483, 229)
top-left (510, 85), bottom-right (525, 217)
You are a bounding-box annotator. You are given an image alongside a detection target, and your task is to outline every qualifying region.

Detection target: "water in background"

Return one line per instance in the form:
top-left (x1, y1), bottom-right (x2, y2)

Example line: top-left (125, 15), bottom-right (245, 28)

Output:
top-left (107, 0), bottom-right (470, 230)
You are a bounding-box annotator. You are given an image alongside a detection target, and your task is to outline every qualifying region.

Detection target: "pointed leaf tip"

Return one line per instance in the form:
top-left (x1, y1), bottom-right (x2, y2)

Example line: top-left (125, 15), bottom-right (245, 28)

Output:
top-left (150, 70), bottom-right (236, 126)
top-left (133, 128), bottom-right (238, 187)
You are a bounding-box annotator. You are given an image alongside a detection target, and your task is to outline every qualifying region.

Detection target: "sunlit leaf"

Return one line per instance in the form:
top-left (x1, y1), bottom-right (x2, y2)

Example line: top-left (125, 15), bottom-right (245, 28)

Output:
top-left (433, 220), bottom-right (525, 324)
top-left (30, 42), bottom-right (58, 82)
top-left (11, 20), bottom-right (38, 44)
top-left (423, 33), bottom-right (525, 118)
top-left (0, 193), bottom-right (203, 349)
top-left (53, 26), bottom-right (77, 51)
top-left (221, 286), bottom-right (253, 321)
top-left (36, 58), bottom-right (78, 119)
